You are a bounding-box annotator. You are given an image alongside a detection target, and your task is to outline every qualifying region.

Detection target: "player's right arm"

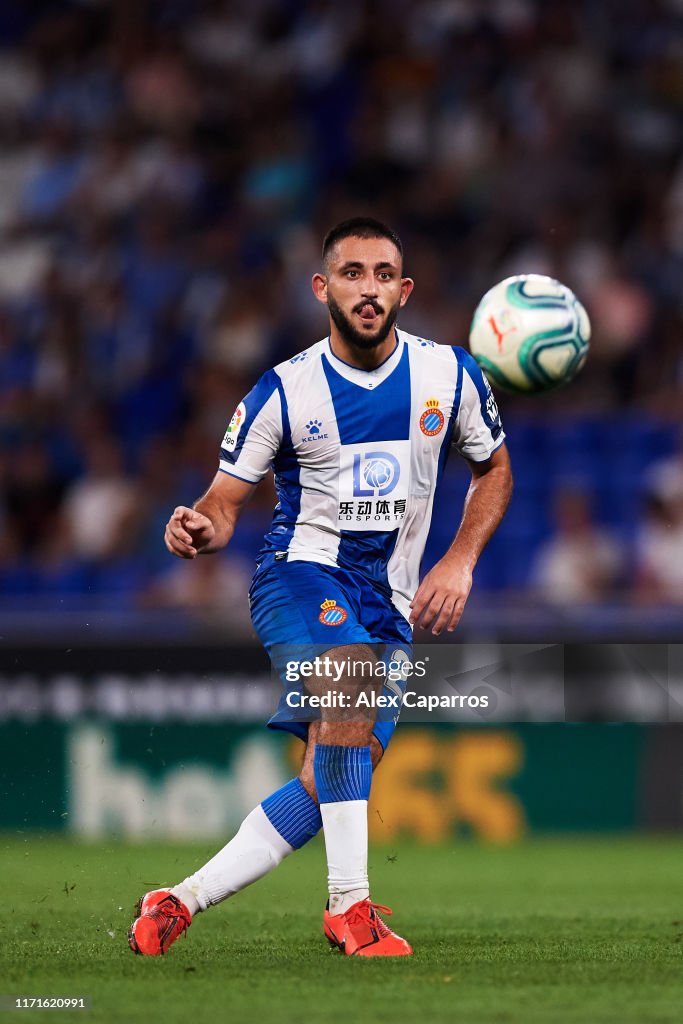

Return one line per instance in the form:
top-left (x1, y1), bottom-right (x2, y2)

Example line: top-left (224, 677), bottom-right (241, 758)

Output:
top-left (165, 367), bottom-right (285, 559)
top-left (164, 473), bottom-right (255, 558)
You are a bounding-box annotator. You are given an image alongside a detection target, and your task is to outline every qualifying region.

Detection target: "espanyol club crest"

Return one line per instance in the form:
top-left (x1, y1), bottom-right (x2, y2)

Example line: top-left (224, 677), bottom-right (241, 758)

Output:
top-left (419, 398), bottom-right (445, 437)
top-left (318, 599), bottom-right (348, 626)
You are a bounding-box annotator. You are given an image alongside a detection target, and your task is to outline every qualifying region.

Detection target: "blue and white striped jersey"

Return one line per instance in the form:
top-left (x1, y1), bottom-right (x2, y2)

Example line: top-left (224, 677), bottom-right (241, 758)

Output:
top-left (219, 329), bottom-right (504, 620)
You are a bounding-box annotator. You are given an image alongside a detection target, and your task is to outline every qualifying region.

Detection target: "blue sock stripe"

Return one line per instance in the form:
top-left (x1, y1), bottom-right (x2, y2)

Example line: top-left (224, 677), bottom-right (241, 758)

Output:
top-left (261, 778), bottom-right (322, 849)
top-left (313, 744), bottom-right (372, 804)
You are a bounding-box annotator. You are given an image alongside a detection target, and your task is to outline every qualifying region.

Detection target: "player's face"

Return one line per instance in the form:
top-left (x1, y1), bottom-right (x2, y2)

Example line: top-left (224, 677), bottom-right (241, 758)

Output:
top-left (312, 236), bottom-right (414, 350)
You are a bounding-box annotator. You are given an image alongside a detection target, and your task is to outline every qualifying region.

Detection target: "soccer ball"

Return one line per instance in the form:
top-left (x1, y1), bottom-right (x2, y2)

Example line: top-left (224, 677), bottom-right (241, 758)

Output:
top-left (468, 274), bottom-right (590, 393)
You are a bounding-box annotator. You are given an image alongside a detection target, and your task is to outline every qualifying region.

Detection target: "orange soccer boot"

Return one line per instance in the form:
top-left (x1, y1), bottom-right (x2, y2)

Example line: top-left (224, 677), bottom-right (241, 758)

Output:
top-left (128, 890), bottom-right (192, 956)
top-left (323, 898), bottom-right (412, 957)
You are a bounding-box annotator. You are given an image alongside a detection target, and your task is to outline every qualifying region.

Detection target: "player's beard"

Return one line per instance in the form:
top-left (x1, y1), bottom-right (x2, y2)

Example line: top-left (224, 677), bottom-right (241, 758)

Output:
top-left (327, 291), bottom-right (400, 350)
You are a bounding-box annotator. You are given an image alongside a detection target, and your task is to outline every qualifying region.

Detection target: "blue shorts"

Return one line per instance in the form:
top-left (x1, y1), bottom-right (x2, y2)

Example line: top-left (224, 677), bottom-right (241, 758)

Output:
top-left (249, 556), bottom-right (413, 750)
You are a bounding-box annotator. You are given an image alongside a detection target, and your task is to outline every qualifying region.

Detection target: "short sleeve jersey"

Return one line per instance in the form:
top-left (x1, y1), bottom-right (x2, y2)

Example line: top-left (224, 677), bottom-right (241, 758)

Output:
top-left (219, 330), bottom-right (504, 620)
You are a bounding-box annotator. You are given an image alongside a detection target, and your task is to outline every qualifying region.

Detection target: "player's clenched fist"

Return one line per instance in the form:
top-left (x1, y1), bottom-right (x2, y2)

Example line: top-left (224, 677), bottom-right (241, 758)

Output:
top-left (164, 506), bottom-right (215, 558)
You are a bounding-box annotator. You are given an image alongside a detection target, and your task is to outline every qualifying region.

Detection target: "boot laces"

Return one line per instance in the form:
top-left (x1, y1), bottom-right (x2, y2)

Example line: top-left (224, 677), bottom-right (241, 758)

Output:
top-left (149, 895), bottom-right (190, 936)
top-left (347, 900), bottom-right (393, 937)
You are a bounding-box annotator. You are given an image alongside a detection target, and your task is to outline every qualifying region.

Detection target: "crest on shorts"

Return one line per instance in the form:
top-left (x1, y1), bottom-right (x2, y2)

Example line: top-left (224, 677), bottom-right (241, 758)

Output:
top-left (318, 599), bottom-right (348, 626)
top-left (419, 398), bottom-right (445, 437)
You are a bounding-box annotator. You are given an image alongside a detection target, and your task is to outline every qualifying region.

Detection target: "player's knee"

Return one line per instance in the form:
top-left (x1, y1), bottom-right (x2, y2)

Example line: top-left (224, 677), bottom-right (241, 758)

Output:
top-left (300, 732), bottom-right (383, 801)
top-left (371, 736), bottom-right (384, 769)
top-left (299, 763), bottom-right (317, 801)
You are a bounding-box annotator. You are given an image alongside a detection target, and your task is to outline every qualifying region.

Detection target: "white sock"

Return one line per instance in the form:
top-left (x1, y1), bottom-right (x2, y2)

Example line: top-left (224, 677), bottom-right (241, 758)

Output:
top-left (170, 884), bottom-right (201, 917)
top-left (173, 805), bottom-right (294, 913)
top-left (320, 799), bottom-right (370, 915)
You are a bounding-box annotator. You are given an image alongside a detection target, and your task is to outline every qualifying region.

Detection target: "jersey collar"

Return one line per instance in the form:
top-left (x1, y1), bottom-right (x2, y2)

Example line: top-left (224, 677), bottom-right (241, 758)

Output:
top-left (324, 330), bottom-right (404, 391)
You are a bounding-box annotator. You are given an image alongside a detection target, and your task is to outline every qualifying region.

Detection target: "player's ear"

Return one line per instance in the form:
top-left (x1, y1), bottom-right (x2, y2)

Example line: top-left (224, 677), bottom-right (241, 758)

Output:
top-left (399, 277), bottom-right (414, 307)
top-left (311, 273), bottom-right (328, 305)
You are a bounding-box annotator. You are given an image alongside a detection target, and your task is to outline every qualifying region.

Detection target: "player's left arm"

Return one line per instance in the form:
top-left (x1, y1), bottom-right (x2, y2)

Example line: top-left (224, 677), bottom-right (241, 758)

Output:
top-left (409, 443), bottom-right (512, 635)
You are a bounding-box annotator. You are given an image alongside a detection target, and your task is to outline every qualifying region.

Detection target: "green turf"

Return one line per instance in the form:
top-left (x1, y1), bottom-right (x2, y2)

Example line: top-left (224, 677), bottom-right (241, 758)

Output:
top-left (2, 835), bottom-right (682, 1024)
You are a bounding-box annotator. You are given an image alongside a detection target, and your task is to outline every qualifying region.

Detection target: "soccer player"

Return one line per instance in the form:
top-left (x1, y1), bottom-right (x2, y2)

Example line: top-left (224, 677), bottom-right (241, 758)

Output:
top-left (128, 217), bottom-right (512, 958)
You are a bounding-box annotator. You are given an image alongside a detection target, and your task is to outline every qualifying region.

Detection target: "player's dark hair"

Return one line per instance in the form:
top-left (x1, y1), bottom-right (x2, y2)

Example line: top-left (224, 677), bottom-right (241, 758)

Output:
top-left (322, 217), bottom-right (403, 269)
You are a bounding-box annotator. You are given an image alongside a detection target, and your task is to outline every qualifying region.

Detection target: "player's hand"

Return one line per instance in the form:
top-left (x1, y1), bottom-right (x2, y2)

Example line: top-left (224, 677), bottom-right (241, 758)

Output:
top-left (409, 556), bottom-right (473, 635)
top-left (164, 506), bottom-right (216, 559)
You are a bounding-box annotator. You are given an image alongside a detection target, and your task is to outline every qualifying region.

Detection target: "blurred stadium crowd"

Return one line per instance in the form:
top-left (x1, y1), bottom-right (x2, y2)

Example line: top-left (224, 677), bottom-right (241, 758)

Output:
top-left (0, 0), bottom-right (682, 627)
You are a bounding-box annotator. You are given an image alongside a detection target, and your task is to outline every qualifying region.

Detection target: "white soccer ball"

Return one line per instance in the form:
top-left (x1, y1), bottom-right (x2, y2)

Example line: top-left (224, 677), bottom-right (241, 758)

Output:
top-left (469, 274), bottom-right (590, 393)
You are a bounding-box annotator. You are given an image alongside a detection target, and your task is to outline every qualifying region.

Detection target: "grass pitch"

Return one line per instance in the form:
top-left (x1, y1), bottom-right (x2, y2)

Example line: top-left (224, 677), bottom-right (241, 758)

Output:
top-left (2, 835), bottom-right (682, 1024)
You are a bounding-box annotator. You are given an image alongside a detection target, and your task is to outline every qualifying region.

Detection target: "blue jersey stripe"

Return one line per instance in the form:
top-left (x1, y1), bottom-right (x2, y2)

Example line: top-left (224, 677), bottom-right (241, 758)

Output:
top-left (437, 352), bottom-right (463, 480)
top-left (320, 343), bottom-right (408, 595)
top-left (263, 378), bottom-right (301, 555)
top-left (321, 344), bottom-right (411, 444)
top-left (336, 528), bottom-right (399, 597)
top-left (455, 346), bottom-right (504, 441)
